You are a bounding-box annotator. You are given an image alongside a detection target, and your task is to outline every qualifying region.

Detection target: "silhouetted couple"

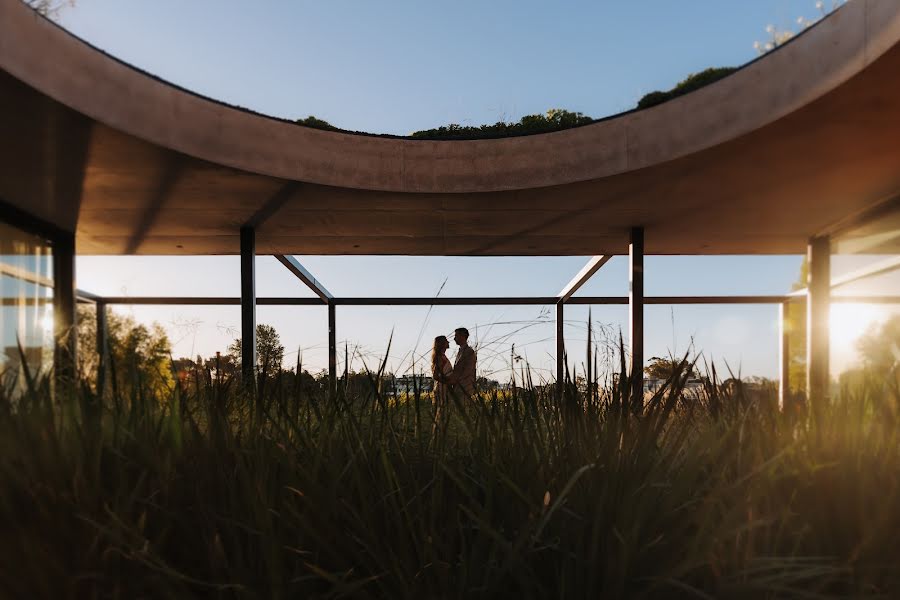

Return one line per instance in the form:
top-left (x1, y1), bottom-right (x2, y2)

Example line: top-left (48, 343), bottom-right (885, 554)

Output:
top-left (431, 327), bottom-right (476, 404)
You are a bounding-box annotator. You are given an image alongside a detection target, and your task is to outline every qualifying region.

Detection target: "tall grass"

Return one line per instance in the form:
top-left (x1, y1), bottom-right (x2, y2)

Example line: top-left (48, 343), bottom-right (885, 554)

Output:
top-left (0, 355), bottom-right (898, 598)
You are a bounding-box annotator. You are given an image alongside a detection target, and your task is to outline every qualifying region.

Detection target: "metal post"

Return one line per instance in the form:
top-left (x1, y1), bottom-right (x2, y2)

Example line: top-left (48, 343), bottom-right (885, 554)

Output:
top-left (778, 301), bottom-right (790, 411)
top-left (586, 307), bottom-right (592, 403)
top-left (807, 235), bottom-right (830, 413)
top-left (240, 227), bottom-right (256, 389)
top-left (328, 300), bottom-right (337, 400)
top-left (556, 301), bottom-right (565, 396)
top-left (629, 227), bottom-right (645, 409)
top-left (53, 231), bottom-right (76, 389)
top-left (96, 301), bottom-right (108, 396)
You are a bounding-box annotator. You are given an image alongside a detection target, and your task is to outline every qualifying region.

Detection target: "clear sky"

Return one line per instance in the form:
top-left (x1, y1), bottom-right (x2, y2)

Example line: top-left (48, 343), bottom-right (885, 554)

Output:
top-left (53, 0), bottom-right (886, 382)
top-left (56, 0), bottom-right (831, 135)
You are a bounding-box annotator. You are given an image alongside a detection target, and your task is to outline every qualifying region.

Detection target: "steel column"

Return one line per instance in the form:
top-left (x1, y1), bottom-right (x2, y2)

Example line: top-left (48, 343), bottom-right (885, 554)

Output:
top-left (240, 227), bottom-right (256, 388)
top-left (328, 301), bottom-right (337, 400)
top-left (53, 231), bottom-right (76, 388)
top-left (629, 227), bottom-right (645, 409)
top-left (586, 308), bottom-right (593, 402)
top-left (807, 236), bottom-right (830, 411)
top-left (556, 301), bottom-right (565, 395)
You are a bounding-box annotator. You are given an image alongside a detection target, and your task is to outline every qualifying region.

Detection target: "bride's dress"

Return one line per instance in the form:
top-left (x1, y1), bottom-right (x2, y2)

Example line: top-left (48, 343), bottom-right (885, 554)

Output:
top-left (433, 355), bottom-right (453, 402)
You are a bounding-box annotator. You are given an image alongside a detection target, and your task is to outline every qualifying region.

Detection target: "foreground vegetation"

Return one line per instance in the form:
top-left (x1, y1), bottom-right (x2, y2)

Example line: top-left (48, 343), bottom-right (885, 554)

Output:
top-left (1, 357), bottom-right (898, 599)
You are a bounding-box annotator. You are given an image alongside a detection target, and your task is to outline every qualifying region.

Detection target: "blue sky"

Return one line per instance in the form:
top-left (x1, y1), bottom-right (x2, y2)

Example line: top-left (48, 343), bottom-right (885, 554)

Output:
top-left (54, 0), bottom-right (879, 381)
top-left (57, 0), bottom-right (828, 135)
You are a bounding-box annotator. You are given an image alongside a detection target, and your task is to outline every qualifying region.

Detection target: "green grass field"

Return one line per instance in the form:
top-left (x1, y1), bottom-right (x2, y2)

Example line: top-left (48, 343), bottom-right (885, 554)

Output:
top-left (1, 359), bottom-right (898, 599)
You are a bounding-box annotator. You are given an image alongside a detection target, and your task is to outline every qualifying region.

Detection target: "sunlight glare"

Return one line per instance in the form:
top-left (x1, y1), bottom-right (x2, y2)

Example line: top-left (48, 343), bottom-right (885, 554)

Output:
top-left (829, 303), bottom-right (882, 348)
top-left (41, 309), bottom-right (54, 336)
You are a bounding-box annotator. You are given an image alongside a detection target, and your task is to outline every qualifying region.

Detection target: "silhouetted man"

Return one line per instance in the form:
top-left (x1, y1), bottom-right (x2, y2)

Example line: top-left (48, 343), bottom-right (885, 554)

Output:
top-left (449, 327), bottom-right (476, 397)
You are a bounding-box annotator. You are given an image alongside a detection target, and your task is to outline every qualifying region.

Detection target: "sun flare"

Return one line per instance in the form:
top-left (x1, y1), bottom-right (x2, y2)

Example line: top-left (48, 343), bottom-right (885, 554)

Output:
top-left (41, 310), bottom-right (54, 336)
top-left (829, 303), bottom-right (882, 348)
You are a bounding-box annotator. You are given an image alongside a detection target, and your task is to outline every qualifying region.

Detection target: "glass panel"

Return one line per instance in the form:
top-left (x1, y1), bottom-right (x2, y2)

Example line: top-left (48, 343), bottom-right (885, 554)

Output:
top-left (643, 304), bottom-right (779, 382)
top-left (287, 256), bottom-right (591, 298)
top-left (76, 256), bottom-right (243, 297)
top-left (0, 221), bottom-right (54, 396)
top-left (562, 304), bottom-right (627, 386)
top-left (831, 252), bottom-right (900, 297)
top-left (335, 305), bottom-right (561, 386)
top-left (830, 207), bottom-right (900, 377)
top-left (644, 256), bottom-right (805, 296)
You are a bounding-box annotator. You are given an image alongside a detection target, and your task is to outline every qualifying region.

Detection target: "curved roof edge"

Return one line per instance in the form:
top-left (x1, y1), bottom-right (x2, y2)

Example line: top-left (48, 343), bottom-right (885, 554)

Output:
top-left (2, 0), bottom-right (900, 194)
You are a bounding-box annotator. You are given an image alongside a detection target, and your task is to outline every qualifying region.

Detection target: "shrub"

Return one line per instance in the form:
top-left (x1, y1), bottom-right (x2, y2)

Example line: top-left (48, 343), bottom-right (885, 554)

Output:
top-left (295, 115), bottom-right (341, 132)
top-left (409, 108), bottom-right (594, 140)
top-left (637, 67), bottom-right (738, 110)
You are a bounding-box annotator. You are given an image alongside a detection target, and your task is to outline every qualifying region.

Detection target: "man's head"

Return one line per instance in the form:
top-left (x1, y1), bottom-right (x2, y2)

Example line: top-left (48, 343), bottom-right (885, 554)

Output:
top-left (453, 327), bottom-right (469, 347)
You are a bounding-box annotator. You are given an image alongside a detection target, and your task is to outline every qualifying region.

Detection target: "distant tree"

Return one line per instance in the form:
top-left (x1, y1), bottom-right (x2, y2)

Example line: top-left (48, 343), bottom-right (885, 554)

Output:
top-left (228, 324), bottom-right (285, 376)
top-left (833, 316), bottom-right (900, 399)
top-left (77, 305), bottom-right (173, 395)
top-left (854, 314), bottom-right (900, 373)
top-left (783, 258), bottom-right (809, 394)
top-left (644, 356), bottom-right (698, 380)
top-left (204, 352), bottom-right (237, 378)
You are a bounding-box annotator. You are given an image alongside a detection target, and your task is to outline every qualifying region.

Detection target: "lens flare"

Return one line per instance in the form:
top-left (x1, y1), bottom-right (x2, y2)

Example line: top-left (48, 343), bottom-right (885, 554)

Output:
top-left (41, 310), bottom-right (54, 335)
top-left (829, 303), bottom-right (881, 349)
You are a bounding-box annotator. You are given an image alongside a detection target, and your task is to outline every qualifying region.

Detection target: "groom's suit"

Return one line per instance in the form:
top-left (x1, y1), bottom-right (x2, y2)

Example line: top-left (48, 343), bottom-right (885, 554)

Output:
top-left (452, 345), bottom-right (477, 397)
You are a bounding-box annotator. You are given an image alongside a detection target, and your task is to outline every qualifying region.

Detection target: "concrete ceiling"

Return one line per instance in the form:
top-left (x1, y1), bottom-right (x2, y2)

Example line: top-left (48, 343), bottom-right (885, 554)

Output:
top-left (1, 0), bottom-right (899, 256)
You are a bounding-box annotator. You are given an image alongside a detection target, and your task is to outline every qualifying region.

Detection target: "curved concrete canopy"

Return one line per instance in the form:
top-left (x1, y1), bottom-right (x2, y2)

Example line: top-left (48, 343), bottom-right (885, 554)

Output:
top-left (1, 0), bottom-right (900, 255)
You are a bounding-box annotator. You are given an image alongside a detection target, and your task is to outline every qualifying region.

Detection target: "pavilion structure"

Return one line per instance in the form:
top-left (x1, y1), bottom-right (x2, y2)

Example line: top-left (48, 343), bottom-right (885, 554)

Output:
top-left (2, 0), bottom-right (900, 405)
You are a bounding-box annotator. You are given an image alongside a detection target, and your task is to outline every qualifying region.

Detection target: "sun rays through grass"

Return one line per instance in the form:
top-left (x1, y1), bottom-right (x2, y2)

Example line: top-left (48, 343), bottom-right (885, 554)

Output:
top-left (1, 346), bottom-right (898, 598)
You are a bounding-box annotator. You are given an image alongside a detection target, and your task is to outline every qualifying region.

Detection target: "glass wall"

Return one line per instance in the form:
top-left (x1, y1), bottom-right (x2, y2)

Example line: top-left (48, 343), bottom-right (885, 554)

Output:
top-left (0, 221), bottom-right (54, 395)
top-left (830, 206), bottom-right (900, 383)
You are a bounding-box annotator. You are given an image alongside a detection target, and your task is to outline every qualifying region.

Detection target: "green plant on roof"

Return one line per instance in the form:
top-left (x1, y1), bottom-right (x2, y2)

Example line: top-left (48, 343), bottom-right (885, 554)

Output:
top-left (636, 67), bottom-right (738, 110)
top-left (409, 108), bottom-right (594, 140)
top-left (295, 115), bottom-right (341, 132)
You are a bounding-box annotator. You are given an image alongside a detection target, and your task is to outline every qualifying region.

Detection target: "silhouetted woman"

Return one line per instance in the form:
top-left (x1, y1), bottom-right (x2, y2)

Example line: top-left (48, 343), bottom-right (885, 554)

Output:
top-left (431, 335), bottom-right (452, 432)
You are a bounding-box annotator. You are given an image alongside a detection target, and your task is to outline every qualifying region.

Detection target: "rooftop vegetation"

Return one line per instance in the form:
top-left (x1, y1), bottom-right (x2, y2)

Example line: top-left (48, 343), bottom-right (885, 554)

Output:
top-left (291, 0), bottom-right (845, 140)
top-left (635, 67), bottom-right (738, 109)
top-left (296, 66), bottom-right (739, 140)
top-left (408, 108), bottom-right (594, 141)
top-left (27, 0), bottom-right (842, 141)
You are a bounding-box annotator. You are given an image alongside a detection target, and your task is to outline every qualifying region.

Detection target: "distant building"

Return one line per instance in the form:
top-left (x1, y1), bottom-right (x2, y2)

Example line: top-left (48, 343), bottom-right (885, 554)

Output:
top-left (390, 374), bottom-right (433, 394)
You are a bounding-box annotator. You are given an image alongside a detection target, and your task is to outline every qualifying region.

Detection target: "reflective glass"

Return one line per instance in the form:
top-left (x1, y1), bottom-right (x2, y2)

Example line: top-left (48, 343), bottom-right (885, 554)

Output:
top-left (0, 221), bottom-right (54, 395)
top-left (830, 208), bottom-right (900, 377)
